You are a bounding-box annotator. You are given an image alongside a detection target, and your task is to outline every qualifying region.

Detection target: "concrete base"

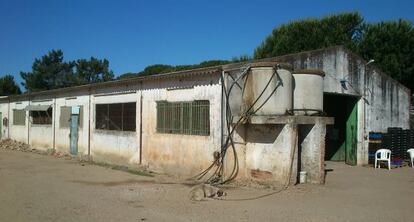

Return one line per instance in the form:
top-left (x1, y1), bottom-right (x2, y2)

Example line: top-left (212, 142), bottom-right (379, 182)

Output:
top-left (299, 123), bottom-right (327, 184)
top-left (228, 115), bottom-right (331, 185)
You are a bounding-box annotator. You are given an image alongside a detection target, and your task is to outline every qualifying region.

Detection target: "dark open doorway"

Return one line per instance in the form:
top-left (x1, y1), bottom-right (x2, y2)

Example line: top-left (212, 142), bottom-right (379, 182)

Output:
top-left (324, 94), bottom-right (359, 165)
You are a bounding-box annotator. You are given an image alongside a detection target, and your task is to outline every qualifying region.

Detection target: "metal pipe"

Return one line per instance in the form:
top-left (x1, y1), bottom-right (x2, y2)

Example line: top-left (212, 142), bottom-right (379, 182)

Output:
top-left (7, 97), bottom-right (10, 139)
top-left (220, 71), bottom-right (225, 148)
top-left (139, 82), bottom-right (143, 164)
top-left (88, 87), bottom-right (91, 160)
top-left (27, 96), bottom-right (31, 144)
top-left (53, 96), bottom-right (56, 150)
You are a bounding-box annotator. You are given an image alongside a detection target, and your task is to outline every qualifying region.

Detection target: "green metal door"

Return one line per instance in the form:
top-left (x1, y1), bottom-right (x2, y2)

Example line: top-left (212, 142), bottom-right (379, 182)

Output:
top-left (345, 100), bottom-right (358, 165)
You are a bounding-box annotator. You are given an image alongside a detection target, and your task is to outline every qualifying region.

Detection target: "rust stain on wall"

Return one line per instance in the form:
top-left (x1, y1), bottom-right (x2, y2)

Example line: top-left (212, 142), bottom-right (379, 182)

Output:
top-left (250, 169), bottom-right (273, 179)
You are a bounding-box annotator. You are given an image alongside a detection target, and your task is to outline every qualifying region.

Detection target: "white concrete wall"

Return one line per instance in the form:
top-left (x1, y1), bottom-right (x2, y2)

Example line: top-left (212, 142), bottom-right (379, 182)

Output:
top-left (244, 124), bottom-right (297, 182)
top-left (0, 101), bottom-right (11, 139)
top-left (8, 101), bottom-right (29, 143)
top-left (141, 77), bottom-right (222, 176)
top-left (90, 92), bottom-right (139, 164)
top-left (273, 46), bottom-right (411, 165)
top-left (0, 73), bottom-right (222, 177)
top-left (54, 94), bottom-right (90, 155)
top-left (28, 99), bottom-right (54, 150)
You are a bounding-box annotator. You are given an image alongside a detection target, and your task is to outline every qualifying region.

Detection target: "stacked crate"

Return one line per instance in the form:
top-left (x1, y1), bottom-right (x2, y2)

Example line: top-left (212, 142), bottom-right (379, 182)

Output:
top-left (368, 132), bottom-right (382, 164)
top-left (368, 128), bottom-right (411, 166)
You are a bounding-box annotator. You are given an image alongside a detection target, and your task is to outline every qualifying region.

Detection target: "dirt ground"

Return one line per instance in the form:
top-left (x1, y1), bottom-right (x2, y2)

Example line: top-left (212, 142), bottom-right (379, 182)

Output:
top-left (0, 149), bottom-right (413, 222)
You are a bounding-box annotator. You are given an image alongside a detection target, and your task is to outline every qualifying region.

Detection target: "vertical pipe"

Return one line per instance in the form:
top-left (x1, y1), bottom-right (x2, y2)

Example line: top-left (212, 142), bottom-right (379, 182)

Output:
top-left (220, 71), bottom-right (225, 147)
top-left (139, 82), bottom-right (143, 164)
top-left (7, 98), bottom-right (10, 139)
top-left (88, 87), bottom-right (91, 160)
top-left (27, 97), bottom-right (30, 144)
top-left (53, 96), bottom-right (56, 150)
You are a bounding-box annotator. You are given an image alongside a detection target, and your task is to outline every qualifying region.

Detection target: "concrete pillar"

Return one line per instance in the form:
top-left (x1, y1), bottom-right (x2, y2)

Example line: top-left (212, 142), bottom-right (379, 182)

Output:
top-left (300, 122), bottom-right (326, 184)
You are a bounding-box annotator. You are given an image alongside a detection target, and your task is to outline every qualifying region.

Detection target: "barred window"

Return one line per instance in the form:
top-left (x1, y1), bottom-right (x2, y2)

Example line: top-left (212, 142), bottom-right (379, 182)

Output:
top-left (13, 109), bottom-right (26, 126)
top-left (60, 106), bottom-right (83, 128)
top-left (31, 108), bottom-right (53, 125)
top-left (156, 100), bottom-right (210, 136)
top-left (95, 102), bottom-right (136, 131)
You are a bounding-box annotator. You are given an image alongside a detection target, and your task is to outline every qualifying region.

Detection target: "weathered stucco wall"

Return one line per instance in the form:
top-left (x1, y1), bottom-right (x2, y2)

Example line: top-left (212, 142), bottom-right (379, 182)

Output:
top-left (0, 71), bottom-right (223, 179)
top-left (8, 101), bottom-right (29, 143)
top-left (54, 94), bottom-right (90, 155)
top-left (244, 124), bottom-right (297, 183)
top-left (141, 76), bottom-right (222, 176)
top-left (272, 46), bottom-right (410, 130)
top-left (27, 99), bottom-right (54, 150)
top-left (271, 46), bottom-right (410, 165)
top-left (90, 92), bottom-right (140, 165)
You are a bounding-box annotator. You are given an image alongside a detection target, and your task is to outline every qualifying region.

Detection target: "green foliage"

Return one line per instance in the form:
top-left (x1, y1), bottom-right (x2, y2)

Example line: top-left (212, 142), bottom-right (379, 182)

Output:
top-left (20, 50), bottom-right (76, 91)
top-left (357, 20), bottom-right (414, 89)
top-left (254, 12), bottom-right (364, 59)
top-left (0, 75), bottom-right (21, 96)
top-left (117, 59), bottom-right (246, 79)
top-left (254, 12), bottom-right (414, 90)
top-left (117, 72), bottom-right (138, 80)
top-left (75, 57), bottom-right (114, 84)
top-left (20, 50), bottom-right (114, 92)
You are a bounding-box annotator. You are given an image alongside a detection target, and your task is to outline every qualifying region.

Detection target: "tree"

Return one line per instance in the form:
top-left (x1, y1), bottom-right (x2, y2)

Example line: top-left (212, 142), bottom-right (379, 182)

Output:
top-left (139, 64), bottom-right (175, 76)
top-left (20, 50), bottom-right (75, 92)
top-left (253, 12), bottom-right (414, 91)
top-left (357, 20), bottom-right (414, 90)
top-left (254, 12), bottom-right (364, 59)
top-left (0, 75), bottom-right (21, 96)
top-left (75, 57), bottom-right (114, 84)
top-left (117, 72), bottom-right (138, 80)
top-left (20, 50), bottom-right (115, 92)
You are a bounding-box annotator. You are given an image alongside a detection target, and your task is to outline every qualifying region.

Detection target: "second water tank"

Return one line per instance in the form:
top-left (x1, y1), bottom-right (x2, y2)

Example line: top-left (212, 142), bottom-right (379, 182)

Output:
top-left (292, 69), bottom-right (325, 115)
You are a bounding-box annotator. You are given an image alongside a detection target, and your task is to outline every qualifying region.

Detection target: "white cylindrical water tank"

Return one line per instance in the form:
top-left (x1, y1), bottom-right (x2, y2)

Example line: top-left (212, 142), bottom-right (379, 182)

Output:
top-left (242, 62), bottom-right (293, 115)
top-left (292, 69), bottom-right (325, 115)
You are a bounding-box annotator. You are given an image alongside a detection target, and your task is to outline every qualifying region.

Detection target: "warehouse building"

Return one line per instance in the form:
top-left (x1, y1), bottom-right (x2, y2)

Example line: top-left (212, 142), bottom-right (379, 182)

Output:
top-left (0, 46), bottom-right (409, 185)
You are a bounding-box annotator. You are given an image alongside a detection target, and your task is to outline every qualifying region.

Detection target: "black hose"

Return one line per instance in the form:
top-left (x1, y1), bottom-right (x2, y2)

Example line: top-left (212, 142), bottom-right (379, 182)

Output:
top-left (191, 65), bottom-right (283, 185)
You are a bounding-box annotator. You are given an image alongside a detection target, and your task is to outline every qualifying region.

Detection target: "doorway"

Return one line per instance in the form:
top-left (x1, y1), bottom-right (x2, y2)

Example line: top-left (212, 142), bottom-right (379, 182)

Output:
top-left (69, 107), bottom-right (80, 155)
top-left (324, 94), bottom-right (358, 165)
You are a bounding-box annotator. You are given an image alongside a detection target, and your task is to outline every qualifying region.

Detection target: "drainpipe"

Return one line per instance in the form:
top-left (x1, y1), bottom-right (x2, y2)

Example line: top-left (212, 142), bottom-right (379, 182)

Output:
top-left (220, 70), bottom-right (225, 147)
top-left (363, 60), bottom-right (374, 164)
top-left (139, 82), bottom-right (143, 164)
top-left (53, 96), bottom-right (56, 150)
top-left (88, 87), bottom-right (92, 160)
top-left (7, 97), bottom-right (10, 139)
top-left (27, 97), bottom-right (30, 144)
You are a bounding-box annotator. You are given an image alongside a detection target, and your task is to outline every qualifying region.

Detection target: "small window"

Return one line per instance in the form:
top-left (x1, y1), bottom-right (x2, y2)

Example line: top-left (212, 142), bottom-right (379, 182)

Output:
top-left (60, 106), bottom-right (83, 128)
top-left (31, 108), bottom-right (53, 125)
top-left (156, 100), bottom-right (210, 136)
top-left (95, 102), bottom-right (136, 131)
top-left (13, 109), bottom-right (26, 126)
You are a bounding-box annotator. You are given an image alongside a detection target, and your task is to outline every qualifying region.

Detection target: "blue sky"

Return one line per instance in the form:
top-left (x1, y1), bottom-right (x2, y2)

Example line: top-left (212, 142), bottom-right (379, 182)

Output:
top-left (1, 0), bottom-right (413, 88)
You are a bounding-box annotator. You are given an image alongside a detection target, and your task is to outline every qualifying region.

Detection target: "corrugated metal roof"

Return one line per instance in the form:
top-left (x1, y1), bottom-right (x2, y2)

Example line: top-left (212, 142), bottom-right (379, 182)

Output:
top-left (1, 66), bottom-right (222, 102)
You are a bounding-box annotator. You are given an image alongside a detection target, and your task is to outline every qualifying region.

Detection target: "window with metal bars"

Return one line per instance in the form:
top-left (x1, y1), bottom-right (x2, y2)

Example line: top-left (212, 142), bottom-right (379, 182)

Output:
top-left (95, 102), bottom-right (136, 131)
top-left (31, 108), bottom-right (53, 125)
top-left (156, 100), bottom-right (210, 136)
top-left (13, 109), bottom-right (26, 126)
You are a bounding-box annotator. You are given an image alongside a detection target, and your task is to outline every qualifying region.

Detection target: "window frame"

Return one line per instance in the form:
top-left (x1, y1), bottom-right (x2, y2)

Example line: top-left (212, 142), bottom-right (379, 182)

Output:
top-left (59, 106), bottom-right (83, 128)
top-left (30, 107), bottom-right (53, 125)
top-left (95, 102), bottom-right (136, 132)
top-left (13, 109), bottom-right (26, 126)
top-left (156, 100), bottom-right (210, 136)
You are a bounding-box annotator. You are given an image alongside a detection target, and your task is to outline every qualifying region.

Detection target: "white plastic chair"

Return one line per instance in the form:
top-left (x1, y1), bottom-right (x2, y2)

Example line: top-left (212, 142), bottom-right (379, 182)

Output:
top-left (407, 149), bottom-right (414, 168)
top-left (375, 149), bottom-right (391, 170)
